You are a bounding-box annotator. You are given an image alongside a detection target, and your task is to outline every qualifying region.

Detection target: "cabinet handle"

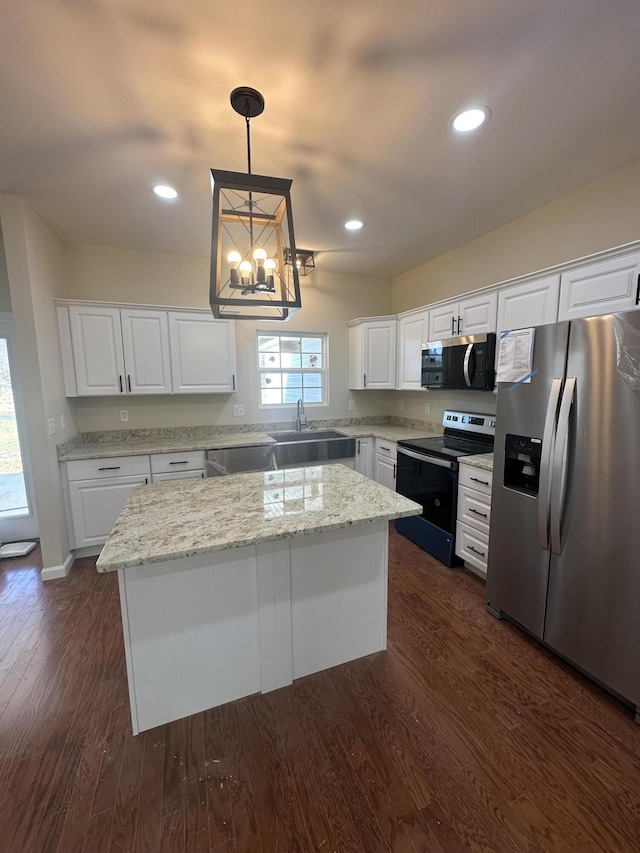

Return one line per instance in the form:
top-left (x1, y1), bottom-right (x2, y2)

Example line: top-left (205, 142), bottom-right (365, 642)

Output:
top-left (467, 544), bottom-right (486, 558)
top-left (357, 440), bottom-right (361, 454)
top-left (470, 476), bottom-right (490, 486)
top-left (451, 317), bottom-right (456, 335)
top-left (169, 460), bottom-right (189, 465)
top-left (636, 274), bottom-right (640, 306)
top-left (363, 373), bottom-right (367, 387)
top-left (393, 463), bottom-right (396, 479)
top-left (145, 477), bottom-right (148, 484)
top-left (98, 466), bottom-right (121, 471)
top-left (380, 445), bottom-right (390, 451)
top-left (457, 316), bottom-right (462, 334)
top-left (232, 374), bottom-right (236, 391)
top-left (119, 375), bottom-right (123, 393)
top-left (469, 507), bottom-right (488, 518)
top-left (127, 375), bottom-right (131, 392)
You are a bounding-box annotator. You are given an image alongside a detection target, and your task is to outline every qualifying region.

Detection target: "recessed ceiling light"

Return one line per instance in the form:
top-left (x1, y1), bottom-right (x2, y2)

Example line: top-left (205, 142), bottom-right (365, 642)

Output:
top-left (153, 184), bottom-right (179, 200)
top-left (451, 106), bottom-right (491, 133)
top-left (344, 220), bottom-right (363, 231)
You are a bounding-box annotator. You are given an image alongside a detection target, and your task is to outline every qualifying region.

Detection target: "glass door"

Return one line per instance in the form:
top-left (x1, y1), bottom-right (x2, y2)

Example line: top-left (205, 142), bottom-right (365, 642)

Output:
top-left (0, 317), bottom-right (38, 542)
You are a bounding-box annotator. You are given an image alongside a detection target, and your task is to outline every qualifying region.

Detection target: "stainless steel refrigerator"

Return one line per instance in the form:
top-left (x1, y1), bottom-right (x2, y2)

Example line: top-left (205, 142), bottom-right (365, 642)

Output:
top-left (487, 309), bottom-right (640, 722)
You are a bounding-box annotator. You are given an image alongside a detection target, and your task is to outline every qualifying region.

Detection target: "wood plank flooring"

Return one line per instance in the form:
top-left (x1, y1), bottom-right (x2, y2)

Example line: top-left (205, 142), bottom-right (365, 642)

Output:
top-left (0, 530), bottom-right (639, 852)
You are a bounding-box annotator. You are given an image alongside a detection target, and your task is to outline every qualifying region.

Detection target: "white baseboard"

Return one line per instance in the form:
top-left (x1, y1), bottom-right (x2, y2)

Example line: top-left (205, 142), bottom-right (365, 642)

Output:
top-left (41, 552), bottom-right (74, 581)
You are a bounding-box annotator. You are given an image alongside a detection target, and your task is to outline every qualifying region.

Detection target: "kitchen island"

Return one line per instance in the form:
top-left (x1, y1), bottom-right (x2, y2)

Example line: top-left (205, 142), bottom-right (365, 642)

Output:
top-left (97, 464), bottom-right (421, 734)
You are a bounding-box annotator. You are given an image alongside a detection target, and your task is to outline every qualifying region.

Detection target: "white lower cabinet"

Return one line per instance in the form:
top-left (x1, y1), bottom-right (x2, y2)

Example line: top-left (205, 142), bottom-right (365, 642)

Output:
top-left (65, 451), bottom-right (208, 548)
top-left (66, 454), bottom-right (151, 549)
top-left (374, 440), bottom-right (397, 490)
top-left (354, 436), bottom-right (374, 479)
top-left (455, 462), bottom-right (493, 578)
top-left (150, 450), bottom-right (206, 481)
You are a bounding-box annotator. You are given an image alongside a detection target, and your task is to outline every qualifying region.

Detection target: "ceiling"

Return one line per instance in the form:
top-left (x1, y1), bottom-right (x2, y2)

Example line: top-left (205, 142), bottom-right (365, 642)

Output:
top-left (2, 0), bottom-right (640, 280)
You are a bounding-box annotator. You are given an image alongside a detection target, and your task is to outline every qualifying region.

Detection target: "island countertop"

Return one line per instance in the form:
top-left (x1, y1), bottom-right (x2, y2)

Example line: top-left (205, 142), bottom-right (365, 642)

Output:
top-left (96, 464), bottom-right (422, 572)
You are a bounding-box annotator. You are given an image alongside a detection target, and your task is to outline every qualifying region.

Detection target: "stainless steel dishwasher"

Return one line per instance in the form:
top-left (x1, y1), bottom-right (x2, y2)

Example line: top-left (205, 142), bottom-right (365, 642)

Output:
top-left (206, 445), bottom-right (275, 476)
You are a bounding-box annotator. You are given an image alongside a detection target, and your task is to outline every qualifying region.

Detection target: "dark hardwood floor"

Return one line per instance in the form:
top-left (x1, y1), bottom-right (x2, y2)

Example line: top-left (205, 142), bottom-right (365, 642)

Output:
top-left (1, 529), bottom-right (639, 852)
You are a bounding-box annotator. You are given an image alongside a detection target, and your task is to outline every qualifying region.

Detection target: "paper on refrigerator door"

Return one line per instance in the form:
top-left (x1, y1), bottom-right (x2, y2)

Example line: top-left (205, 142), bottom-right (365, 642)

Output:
top-left (497, 328), bottom-right (535, 384)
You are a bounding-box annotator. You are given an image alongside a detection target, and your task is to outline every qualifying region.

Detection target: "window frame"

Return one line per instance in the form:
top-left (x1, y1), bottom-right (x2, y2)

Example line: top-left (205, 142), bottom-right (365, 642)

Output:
top-left (256, 330), bottom-right (329, 409)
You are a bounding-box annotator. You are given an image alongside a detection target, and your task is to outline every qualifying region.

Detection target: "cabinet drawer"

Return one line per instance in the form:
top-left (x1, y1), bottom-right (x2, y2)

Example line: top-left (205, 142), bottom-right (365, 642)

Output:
top-left (375, 439), bottom-right (397, 459)
top-left (150, 450), bottom-right (206, 474)
top-left (66, 455), bottom-right (151, 481)
top-left (455, 521), bottom-right (489, 576)
top-left (459, 464), bottom-right (493, 496)
top-left (151, 469), bottom-right (206, 483)
top-left (457, 485), bottom-right (491, 534)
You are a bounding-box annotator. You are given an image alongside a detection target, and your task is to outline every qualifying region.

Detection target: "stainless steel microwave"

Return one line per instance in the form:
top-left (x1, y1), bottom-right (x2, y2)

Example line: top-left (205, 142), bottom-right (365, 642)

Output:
top-left (421, 333), bottom-right (496, 391)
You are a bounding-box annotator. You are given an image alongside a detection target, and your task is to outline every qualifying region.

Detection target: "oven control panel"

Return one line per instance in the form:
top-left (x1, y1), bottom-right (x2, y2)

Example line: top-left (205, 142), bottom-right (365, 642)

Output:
top-left (443, 410), bottom-right (496, 436)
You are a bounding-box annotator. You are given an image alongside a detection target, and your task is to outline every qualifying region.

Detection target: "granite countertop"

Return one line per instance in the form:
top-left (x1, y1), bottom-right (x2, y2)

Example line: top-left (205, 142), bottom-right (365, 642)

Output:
top-left (96, 464), bottom-right (422, 573)
top-left (58, 431), bottom-right (277, 461)
top-left (58, 423), bottom-right (441, 462)
top-left (460, 453), bottom-right (494, 472)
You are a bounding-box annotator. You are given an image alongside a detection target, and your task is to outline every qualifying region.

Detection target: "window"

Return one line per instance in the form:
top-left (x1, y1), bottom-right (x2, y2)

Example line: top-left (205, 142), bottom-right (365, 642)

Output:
top-left (257, 332), bottom-right (327, 406)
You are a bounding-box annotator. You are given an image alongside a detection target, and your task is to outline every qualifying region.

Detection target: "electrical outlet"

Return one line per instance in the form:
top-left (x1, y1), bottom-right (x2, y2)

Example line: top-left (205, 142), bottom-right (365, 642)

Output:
top-left (120, 409), bottom-right (129, 422)
top-left (399, 400), bottom-right (404, 411)
top-left (60, 414), bottom-right (66, 431)
top-left (424, 402), bottom-right (431, 414)
top-left (348, 400), bottom-right (355, 411)
top-left (47, 417), bottom-right (56, 436)
top-left (233, 404), bottom-right (245, 417)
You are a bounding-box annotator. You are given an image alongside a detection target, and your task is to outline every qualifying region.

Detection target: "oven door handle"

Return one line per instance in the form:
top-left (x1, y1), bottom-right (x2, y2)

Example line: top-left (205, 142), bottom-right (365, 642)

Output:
top-left (397, 447), bottom-right (455, 469)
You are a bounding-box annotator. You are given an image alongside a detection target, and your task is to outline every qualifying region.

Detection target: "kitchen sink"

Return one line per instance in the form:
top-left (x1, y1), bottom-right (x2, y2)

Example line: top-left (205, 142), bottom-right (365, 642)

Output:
top-left (268, 430), bottom-right (347, 442)
top-left (268, 431), bottom-right (355, 467)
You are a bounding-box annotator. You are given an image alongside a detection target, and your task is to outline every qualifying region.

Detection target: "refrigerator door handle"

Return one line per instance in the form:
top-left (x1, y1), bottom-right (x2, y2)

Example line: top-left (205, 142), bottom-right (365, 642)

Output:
top-left (538, 378), bottom-right (563, 550)
top-left (550, 377), bottom-right (576, 555)
top-left (463, 343), bottom-right (474, 387)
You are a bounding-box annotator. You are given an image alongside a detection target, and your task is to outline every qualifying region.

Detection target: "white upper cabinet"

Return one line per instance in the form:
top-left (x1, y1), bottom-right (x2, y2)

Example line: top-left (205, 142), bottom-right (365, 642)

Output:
top-left (396, 308), bottom-right (429, 390)
top-left (66, 304), bottom-right (172, 396)
top-left (558, 252), bottom-right (640, 321)
top-left (168, 312), bottom-right (237, 394)
top-left (348, 317), bottom-right (397, 390)
top-left (120, 308), bottom-right (172, 394)
top-left (428, 292), bottom-right (497, 340)
top-left (58, 301), bottom-right (237, 396)
top-left (67, 305), bottom-right (126, 396)
top-left (497, 275), bottom-right (560, 333)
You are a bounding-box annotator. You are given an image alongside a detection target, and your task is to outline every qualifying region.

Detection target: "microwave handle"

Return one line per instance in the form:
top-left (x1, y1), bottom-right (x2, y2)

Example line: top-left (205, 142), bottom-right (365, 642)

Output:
top-left (463, 343), bottom-right (474, 387)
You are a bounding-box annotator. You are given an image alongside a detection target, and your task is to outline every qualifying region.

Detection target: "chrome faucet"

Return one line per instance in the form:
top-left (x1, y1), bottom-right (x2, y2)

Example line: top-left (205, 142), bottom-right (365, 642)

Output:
top-left (296, 398), bottom-right (306, 431)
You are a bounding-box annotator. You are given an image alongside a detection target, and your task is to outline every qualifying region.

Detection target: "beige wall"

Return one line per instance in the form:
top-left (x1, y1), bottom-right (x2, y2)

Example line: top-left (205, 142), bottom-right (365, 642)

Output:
top-left (392, 156), bottom-right (640, 313)
top-left (62, 244), bottom-right (393, 431)
top-left (0, 222), bottom-right (11, 312)
top-left (0, 194), bottom-right (75, 568)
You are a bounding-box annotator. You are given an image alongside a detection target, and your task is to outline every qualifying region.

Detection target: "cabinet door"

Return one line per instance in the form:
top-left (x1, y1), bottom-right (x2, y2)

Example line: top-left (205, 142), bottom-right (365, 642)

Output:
top-left (459, 291), bottom-right (497, 335)
top-left (68, 305), bottom-right (125, 396)
top-left (374, 454), bottom-right (396, 490)
top-left (363, 320), bottom-right (396, 389)
top-left (354, 437), bottom-right (374, 479)
top-left (497, 275), bottom-right (560, 333)
top-left (348, 324), bottom-right (364, 390)
top-left (429, 303), bottom-right (457, 340)
top-left (120, 309), bottom-right (172, 395)
top-left (169, 313), bottom-right (237, 393)
top-left (68, 474), bottom-right (148, 548)
top-left (558, 252), bottom-right (640, 321)
top-left (397, 310), bottom-right (428, 390)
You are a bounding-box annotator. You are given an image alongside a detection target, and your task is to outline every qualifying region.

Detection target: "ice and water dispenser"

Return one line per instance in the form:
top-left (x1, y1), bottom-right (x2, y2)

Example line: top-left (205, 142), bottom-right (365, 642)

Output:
top-left (503, 434), bottom-right (542, 496)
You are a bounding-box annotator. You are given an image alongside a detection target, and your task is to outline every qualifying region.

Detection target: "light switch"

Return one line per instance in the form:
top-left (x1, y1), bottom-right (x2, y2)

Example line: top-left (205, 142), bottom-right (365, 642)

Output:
top-left (47, 418), bottom-right (56, 436)
top-left (348, 400), bottom-right (355, 411)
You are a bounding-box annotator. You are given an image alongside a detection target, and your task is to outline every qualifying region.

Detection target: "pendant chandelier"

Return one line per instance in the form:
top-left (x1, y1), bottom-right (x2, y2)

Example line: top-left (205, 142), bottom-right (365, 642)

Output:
top-left (210, 87), bottom-right (303, 321)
